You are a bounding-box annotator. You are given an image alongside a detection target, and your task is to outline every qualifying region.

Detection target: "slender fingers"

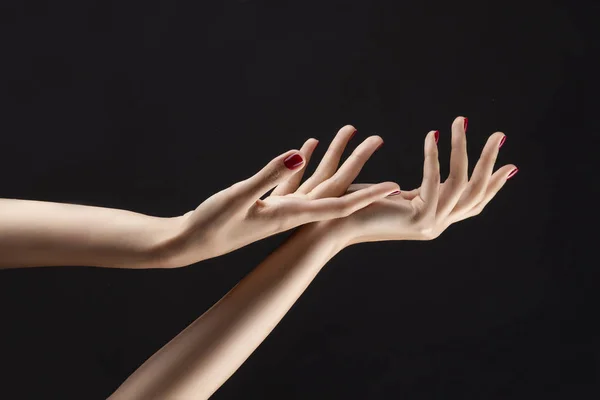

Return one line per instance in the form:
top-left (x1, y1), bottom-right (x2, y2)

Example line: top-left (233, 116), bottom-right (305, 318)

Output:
top-left (271, 138), bottom-right (319, 196)
top-left (291, 182), bottom-right (400, 222)
top-left (452, 164), bottom-right (517, 222)
top-left (453, 132), bottom-right (505, 214)
top-left (417, 130), bottom-right (441, 215)
top-left (308, 135), bottom-right (383, 199)
top-left (437, 116), bottom-right (469, 218)
top-left (296, 125), bottom-right (357, 194)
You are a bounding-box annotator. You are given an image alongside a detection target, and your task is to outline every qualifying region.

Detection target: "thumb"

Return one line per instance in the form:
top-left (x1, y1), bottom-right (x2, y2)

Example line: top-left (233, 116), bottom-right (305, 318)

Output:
top-left (238, 150), bottom-right (305, 203)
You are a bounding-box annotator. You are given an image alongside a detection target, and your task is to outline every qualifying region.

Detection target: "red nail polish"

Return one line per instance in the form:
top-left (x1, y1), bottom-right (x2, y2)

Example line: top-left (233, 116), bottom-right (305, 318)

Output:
top-left (499, 135), bottom-right (506, 149)
top-left (284, 154), bottom-right (304, 169)
top-left (350, 130), bottom-right (357, 140)
top-left (434, 130), bottom-right (439, 144)
top-left (388, 190), bottom-right (401, 196)
top-left (507, 167), bottom-right (518, 179)
top-left (376, 142), bottom-right (384, 151)
top-left (463, 117), bottom-right (468, 132)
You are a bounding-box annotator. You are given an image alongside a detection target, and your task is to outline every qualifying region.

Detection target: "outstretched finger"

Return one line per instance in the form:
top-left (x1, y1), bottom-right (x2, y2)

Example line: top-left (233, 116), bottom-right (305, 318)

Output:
top-left (437, 116), bottom-right (469, 218)
top-left (296, 125), bottom-right (357, 194)
top-left (417, 130), bottom-right (441, 215)
top-left (453, 132), bottom-right (505, 214)
top-left (308, 135), bottom-right (383, 199)
top-left (291, 181), bottom-right (400, 222)
top-left (271, 138), bottom-right (319, 196)
top-left (452, 164), bottom-right (518, 223)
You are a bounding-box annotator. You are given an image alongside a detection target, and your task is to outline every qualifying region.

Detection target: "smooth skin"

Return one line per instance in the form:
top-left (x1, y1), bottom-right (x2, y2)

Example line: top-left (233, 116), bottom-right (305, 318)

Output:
top-left (0, 125), bottom-right (398, 269)
top-left (164, 126), bottom-right (398, 268)
top-left (108, 116), bottom-right (518, 399)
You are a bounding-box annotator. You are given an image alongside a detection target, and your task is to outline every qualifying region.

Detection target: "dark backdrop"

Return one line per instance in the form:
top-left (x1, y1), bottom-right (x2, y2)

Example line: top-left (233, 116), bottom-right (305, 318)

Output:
top-left (0, 0), bottom-right (596, 399)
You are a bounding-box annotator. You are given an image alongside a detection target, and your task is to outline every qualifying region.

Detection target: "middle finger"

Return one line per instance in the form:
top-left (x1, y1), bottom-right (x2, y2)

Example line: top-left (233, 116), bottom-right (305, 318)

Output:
top-left (308, 135), bottom-right (383, 199)
top-left (296, 124), bottom-right (357, 194)
top-left (436, 116), bottom-right (469, 218)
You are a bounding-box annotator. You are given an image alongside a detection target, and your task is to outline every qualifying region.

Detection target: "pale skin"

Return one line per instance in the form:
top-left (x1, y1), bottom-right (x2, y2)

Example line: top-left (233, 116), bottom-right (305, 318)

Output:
top-left (0, 116), bottom-right (518, 399)
top-left (0, 126), bottom-right (397, 270)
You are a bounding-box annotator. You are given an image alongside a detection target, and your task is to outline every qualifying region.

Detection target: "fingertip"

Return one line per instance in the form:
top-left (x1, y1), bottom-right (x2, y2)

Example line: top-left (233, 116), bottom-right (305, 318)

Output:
top-left (507, 166), bottom-right (519, 180)
top-left (301, 139), bottom-right (319, 153)
top-left (283, 152), bottom-right (305, 170)
top-left (301, 138), bottom-right (314, 147)
top-left (380, 181), bottom-right (401, 195)
top-left (426, 131), bottom-right (439, 151)
top-left (451, 116), bottom-right (467, 131)
top-left (371, 135), bottom-right (384, 147)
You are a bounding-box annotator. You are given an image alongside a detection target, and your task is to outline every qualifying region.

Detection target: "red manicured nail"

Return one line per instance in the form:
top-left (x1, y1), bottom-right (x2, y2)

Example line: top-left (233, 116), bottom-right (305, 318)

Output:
top-left (350, 130), bottom-right (357, 140)
top-left (463, 117), bottom-right (468, 132)
top-left (507, 167), bottom-right (519, 179)
top-left (388, 190), bottom-right (401, 196)
top-left (284, 154), bottom-right (304, 170)
top-left (376, 142), bottom-right (384, 151)
top-left (499, 135), bottom-right (506, 149)
top-left (434, 130), bottom-right (439, 144)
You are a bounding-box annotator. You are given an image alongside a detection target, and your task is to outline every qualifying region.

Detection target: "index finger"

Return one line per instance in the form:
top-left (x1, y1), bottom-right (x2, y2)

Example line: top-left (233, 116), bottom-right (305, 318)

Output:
top-left (417, 130), bottom-right (441, 215)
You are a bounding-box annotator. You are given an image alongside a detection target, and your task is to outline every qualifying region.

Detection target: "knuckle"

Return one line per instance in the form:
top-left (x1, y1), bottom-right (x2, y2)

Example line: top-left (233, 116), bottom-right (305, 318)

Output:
top-left (266, 167), bottom-right (283, 183)
top-left (339, 199), bottom-right (354, 215)
top-left (327, 174), bottom-right (342, 187)
top-left (256, 203), bottom-right (288, 231)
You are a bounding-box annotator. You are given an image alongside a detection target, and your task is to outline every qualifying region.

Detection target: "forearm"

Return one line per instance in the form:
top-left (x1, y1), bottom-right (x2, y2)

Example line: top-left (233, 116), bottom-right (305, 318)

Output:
top-left (0, 198), bottom-right (182, 269)
top-left (109, 224), bottom-right (345, 400)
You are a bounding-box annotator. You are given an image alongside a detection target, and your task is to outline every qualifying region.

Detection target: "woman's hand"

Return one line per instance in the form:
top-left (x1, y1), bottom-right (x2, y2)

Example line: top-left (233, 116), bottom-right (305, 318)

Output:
top-left (162, 126), bottom-right (399, 268)
top-left (308, 116), bottom-right (519, 246)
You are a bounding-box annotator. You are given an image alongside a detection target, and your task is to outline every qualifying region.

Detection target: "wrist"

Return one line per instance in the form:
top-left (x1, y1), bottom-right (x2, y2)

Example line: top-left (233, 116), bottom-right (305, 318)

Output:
top-left (146, 215), bottom-right (205, 269)
top-left (296, 220), bottom-right (352, 255)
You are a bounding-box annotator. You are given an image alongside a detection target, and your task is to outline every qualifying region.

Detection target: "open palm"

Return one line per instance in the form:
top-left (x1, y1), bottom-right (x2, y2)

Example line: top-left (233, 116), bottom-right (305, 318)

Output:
top-left (323, 117), bottom-right (518, 245)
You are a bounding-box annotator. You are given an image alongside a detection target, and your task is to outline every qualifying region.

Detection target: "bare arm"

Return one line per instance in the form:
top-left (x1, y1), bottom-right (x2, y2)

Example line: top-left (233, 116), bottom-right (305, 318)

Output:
top-left (108, 223), bottom-right (342, 400)
top-left (109, 116), bottom-right (517, 399)
top-left (0, 198), bottom-right (178, 269)
top-left (0, 127), bottom-right (396, 270)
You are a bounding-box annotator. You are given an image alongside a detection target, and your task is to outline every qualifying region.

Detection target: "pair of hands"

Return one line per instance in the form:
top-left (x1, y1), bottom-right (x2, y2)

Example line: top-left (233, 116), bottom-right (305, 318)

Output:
top-left (162, 116), bottom-right (517, 268)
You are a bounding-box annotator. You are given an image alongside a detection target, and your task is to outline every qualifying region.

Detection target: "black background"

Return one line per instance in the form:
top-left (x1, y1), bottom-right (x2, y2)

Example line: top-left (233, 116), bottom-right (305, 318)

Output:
top-left (0, 0), bottom-right (597, 399)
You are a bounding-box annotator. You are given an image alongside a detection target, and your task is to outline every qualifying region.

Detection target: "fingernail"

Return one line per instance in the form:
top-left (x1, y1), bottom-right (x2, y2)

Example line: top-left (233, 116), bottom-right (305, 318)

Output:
top-left (376, 141), bottom-right (384, 151)
top-left (350, 130), bottom-right (357, 140)
top-left (463, 117), bottom-right (468, 132)
top-left (498, 135), bottom-right (506, 149)
top-left (284, 154), bottom-right (304, 170)
top-left (434, 130), bottom-right (439, 144)
top-left (507, 167), bottom-right (519, 179)
top-left (388, 190), bottom-right (401, 196)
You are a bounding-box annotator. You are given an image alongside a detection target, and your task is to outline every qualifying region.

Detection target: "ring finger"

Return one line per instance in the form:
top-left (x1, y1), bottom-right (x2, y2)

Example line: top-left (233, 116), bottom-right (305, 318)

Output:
top-left (452, 132), bottom-right (505, 214)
